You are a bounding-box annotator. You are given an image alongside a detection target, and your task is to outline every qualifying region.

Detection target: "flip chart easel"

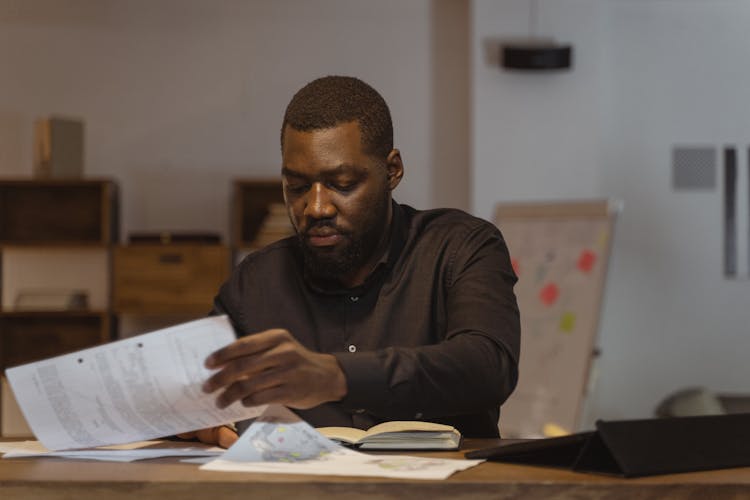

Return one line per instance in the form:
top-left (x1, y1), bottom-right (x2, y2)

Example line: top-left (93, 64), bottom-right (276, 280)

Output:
top-left (494, 200), bottom-right (619, 438)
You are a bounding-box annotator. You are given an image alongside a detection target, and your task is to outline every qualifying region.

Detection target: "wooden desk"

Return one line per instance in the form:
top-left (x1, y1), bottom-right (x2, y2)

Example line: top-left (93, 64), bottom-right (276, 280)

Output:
top-left (1, 439), bottom-right (748, 499)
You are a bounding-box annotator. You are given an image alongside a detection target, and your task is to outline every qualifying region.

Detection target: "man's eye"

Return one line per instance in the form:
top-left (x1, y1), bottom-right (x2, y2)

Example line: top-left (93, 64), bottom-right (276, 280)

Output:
top-left (286, 184), bottom-right (309, 194)
top-left (330, 181), bottom-right (357, 192)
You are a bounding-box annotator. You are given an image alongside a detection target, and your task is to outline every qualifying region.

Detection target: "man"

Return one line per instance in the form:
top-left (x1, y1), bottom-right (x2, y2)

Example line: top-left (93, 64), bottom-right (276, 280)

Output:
top-left (190, 76), bottom-right (520, 447)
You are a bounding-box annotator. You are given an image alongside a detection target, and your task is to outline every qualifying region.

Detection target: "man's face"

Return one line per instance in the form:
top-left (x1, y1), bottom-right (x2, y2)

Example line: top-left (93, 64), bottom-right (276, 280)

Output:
top-left (281, 121), bottom-right (397, 286)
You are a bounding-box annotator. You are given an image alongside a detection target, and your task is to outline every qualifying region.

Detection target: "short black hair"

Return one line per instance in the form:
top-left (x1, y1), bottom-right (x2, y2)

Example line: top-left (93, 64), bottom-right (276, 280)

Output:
top-left (281, 76), bottom-right (393, 159)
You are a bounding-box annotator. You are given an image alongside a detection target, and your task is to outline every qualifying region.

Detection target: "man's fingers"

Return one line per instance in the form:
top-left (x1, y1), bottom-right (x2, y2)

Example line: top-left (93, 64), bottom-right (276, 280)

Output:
top-left (236, 379), bottom-right (323, 410)
top-left (240, 384), bottom-right (292, 408)
top-left (214, 366), bottom-right (288, 408)
top-left (203, 339), bottom-right (301, 394)
top-left (202, 328), bottom-right (346, 410)
top-left (203, 356), bottom-right (263, 394)
top-left (194, 427), bottom-right (218, 444)
top-left (216, 426), bottom-right (239, 449)
top-left (174, 426), bottom-right (238, 449)
top-left (205, 329), bottom-right (291, 368)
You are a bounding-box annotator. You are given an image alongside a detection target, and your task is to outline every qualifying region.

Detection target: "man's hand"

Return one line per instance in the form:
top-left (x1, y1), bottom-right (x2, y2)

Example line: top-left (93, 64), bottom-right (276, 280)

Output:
top-left (202, 329), bottom-right (348, 410)
top-left (175, 426), bottom-right (238, 449)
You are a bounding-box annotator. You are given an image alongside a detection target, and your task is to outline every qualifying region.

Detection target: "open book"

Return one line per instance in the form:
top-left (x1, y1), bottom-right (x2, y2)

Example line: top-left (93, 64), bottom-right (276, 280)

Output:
top-left (316, 421), bottom-right (461, 450)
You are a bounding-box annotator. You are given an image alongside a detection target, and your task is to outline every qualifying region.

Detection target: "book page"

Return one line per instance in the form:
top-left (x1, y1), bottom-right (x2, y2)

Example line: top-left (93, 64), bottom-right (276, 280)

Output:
top-left (364, 420), bottom-right (456, 437)
top-left (316, 426), bottom-right (367, 444)
top-left (5, 315), bottom-right (265, 451)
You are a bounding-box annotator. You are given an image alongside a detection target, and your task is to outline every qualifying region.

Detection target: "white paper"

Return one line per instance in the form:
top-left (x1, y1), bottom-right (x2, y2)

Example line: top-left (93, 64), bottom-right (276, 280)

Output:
top-left (201, 405), bottom-right (483, 480)
top-left (5, 316), bottom-right (265, 451)
top-left (1, 440), bottom-right (223, 462)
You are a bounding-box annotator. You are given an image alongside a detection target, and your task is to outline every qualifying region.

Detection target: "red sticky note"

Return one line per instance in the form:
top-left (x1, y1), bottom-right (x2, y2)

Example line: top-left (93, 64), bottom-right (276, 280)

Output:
top-left (539, 283), bottom-right (559, 306)
top-left (577, 249), bottom-right (597, 273)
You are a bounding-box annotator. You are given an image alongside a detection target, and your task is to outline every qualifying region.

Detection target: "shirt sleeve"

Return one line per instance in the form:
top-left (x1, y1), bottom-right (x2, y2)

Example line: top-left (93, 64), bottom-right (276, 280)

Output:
top-left (334, 222), bottom-right (520, 423)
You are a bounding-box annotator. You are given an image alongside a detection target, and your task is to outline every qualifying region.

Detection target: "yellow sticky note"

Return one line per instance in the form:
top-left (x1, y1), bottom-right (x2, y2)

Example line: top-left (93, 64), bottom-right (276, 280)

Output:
top-left (559, 312), bottom-right (576, 332)
top-left (597, 230), bottom-right (609, 249)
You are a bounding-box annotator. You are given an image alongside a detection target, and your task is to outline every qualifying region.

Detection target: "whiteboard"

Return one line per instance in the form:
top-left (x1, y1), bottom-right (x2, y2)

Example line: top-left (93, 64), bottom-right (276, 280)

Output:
top-left (494, 200), bottom-right (619, 438)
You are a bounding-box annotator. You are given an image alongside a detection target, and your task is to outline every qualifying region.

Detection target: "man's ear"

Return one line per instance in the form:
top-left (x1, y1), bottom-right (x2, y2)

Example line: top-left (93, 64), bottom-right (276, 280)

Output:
top-left (385, 149), bottom-right (404, 191)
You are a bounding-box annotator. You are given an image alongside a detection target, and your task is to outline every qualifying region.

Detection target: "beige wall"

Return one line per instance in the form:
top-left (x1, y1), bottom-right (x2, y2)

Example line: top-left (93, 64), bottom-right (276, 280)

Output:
top-left (0, 0), bottom-right (470, 243)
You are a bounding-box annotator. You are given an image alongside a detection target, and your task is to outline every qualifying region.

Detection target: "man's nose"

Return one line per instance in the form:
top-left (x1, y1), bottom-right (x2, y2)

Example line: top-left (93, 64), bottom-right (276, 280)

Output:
top-left (304, 183), bottom-right (336, 219)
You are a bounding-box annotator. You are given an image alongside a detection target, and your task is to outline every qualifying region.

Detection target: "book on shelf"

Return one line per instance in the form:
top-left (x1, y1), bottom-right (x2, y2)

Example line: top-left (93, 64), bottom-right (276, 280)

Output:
top-left (316, 421), bottom-right (461, 450)
top-left (13, 289), bottom-right (89, 311)
top-left (33, 116), bottom-right (84, 179)
top-left (251, 203), bottom-right (295, 248)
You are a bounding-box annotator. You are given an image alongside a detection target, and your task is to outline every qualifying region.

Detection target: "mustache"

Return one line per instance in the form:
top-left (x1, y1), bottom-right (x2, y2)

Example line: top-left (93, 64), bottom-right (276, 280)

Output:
top-left (301, 220), bottom-right (350, 237)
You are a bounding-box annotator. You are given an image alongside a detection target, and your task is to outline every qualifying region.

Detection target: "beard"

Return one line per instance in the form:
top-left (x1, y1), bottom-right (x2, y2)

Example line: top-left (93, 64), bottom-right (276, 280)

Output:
top-left (298, 194), bottom-right (390, 284)
top-left (299, 224), bottom-right (363, 282)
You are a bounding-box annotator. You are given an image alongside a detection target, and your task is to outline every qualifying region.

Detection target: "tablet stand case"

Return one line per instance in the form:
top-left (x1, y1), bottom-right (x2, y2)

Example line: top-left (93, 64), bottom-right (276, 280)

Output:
top-left (466, 413), bottom-right (750, 477)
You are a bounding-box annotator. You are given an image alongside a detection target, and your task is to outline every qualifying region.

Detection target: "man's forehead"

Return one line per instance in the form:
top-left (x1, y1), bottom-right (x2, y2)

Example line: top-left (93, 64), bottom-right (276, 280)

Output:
top-left (282, 163), bottom-right (365, 179)
top-left (281, 122), bottom-right (373, 167)
top-left (282, 121), bottom-right (362, 145)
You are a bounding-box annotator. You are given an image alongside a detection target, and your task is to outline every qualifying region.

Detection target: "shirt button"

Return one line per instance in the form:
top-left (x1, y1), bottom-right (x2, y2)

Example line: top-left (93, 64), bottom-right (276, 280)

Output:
top-left (349, 296), bottom-right (359, 302)
top-left (348, 344), bottom-right (357, 353)
top-left (354, 408), bottom-right (366, 414)
top-left (414, 412), bottom-right (423, 419)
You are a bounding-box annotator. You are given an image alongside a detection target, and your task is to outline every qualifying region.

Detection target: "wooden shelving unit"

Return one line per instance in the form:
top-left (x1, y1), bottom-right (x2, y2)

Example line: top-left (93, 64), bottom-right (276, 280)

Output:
top-left (0, 179), bottom-right (118, 436)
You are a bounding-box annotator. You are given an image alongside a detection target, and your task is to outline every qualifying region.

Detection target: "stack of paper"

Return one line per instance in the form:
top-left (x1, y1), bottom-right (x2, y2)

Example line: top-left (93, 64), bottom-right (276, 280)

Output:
top-left (0, 440), bottom-right (223, 462)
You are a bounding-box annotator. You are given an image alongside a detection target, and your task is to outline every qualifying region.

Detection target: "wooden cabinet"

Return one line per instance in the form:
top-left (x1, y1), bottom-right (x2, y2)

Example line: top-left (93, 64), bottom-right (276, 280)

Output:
top-left (113, 244), bottom-right (229, 315)
top-left (0, 179), bottom-right (117, 436)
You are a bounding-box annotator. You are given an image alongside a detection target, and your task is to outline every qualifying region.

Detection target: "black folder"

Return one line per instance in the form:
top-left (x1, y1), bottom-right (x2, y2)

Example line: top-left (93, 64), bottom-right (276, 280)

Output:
top-left (466, 413), bottom-right (750, 477)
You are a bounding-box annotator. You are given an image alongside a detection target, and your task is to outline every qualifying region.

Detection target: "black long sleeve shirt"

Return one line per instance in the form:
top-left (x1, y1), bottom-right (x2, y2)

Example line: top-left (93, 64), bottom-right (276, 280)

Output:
top-left (213, 202), bottom-right (520, 437)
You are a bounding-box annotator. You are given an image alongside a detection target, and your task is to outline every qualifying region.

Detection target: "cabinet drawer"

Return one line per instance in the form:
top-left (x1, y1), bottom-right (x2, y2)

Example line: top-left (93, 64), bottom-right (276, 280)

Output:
top-left (113, 245), bottom-right (230, 314)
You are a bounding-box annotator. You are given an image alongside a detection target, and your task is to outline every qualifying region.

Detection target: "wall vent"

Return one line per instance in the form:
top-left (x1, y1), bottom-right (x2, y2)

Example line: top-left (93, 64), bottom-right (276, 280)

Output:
top-left (672, 146), bottom-right (716, 190)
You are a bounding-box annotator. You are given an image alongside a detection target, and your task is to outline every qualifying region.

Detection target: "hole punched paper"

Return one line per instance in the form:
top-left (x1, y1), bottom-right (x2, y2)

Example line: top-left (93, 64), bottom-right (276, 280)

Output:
top-left (5, 316), bottom-right (265, 451)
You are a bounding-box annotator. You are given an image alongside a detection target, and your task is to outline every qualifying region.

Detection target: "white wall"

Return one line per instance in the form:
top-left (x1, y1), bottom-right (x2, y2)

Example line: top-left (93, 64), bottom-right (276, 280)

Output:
top-left (0, 0), bottom-right (469, 241)
top-left (595, 0), bottom-right (750, 420)
top-left (472, 0), bottom-right (750, 424)
top-left (471, 0), bottom-right (607, 219)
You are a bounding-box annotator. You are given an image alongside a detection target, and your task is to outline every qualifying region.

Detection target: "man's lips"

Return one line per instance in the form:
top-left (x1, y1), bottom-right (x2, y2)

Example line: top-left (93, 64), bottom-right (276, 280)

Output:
top-left (305, 228), bottom-right (344, 247)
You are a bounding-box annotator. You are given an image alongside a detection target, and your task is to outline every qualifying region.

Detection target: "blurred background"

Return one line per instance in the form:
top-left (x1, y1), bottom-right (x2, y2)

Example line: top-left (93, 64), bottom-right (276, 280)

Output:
top-left (1, 0), bottom-right (748, 431)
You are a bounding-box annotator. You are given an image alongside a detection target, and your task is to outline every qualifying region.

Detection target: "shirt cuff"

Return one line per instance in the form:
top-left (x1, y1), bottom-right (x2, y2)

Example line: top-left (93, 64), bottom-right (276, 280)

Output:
top-left (332, 351), bottom-right (390, 411)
